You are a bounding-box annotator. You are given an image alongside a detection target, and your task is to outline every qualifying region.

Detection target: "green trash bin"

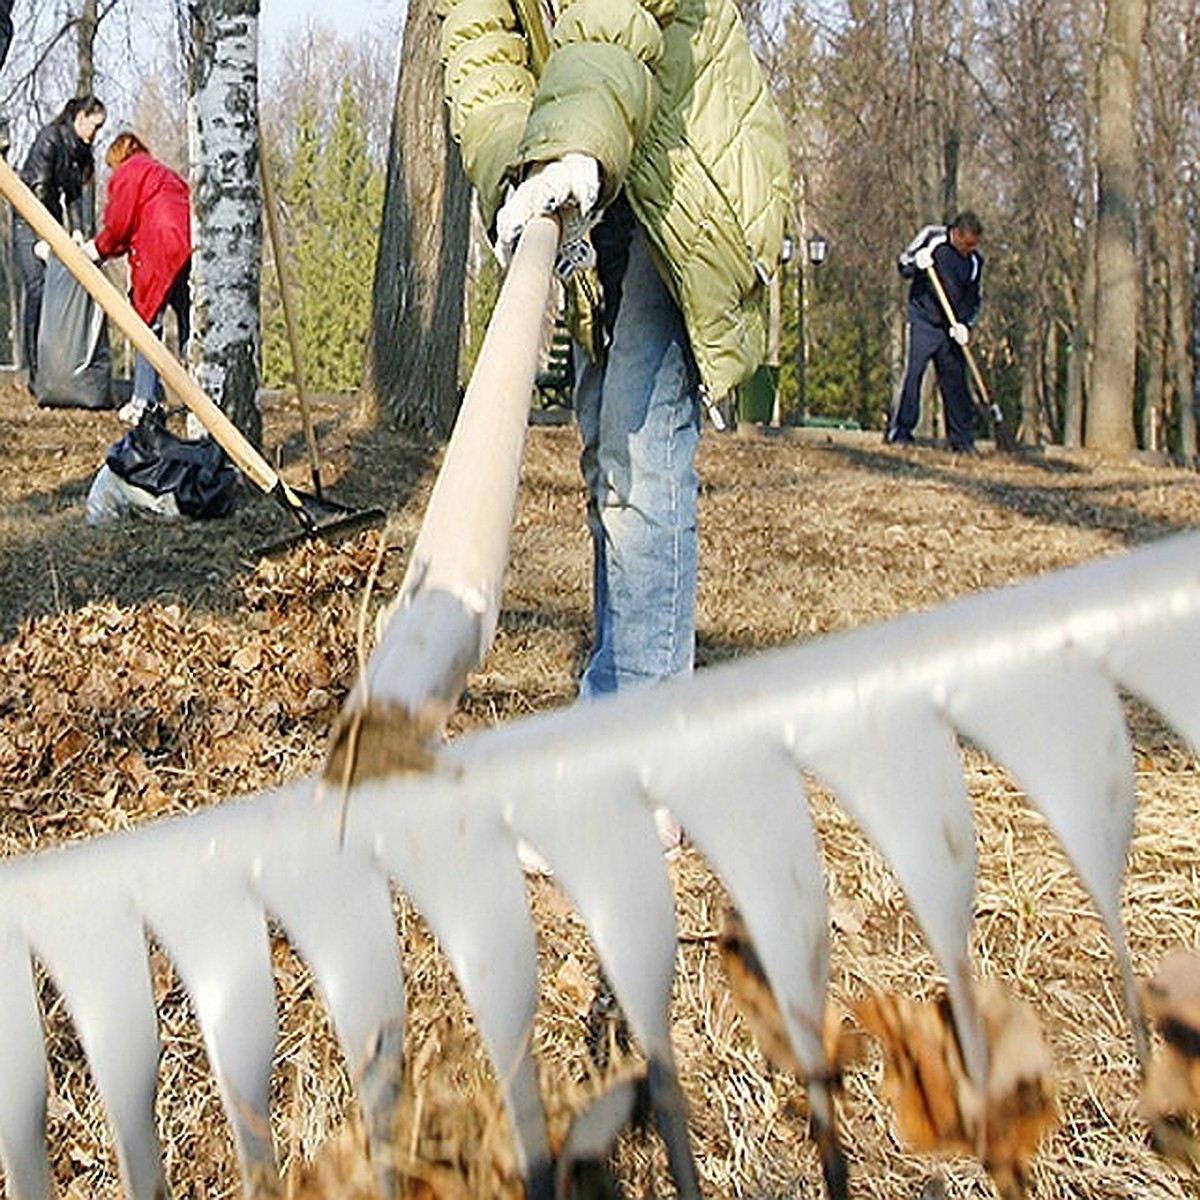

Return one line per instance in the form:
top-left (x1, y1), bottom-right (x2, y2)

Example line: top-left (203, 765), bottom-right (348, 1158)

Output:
top-left (738, 363), bottom-right (778, 424)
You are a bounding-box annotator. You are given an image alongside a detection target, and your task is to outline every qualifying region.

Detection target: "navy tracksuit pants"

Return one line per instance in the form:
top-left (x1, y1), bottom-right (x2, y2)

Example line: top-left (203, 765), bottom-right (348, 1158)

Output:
top-left (891, 312), bottom-right (975, 450)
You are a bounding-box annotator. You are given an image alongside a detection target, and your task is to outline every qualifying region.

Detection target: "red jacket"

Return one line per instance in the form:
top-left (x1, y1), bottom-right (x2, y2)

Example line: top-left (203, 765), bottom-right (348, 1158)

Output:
top-left (95, 150), bottom-right (192, 323)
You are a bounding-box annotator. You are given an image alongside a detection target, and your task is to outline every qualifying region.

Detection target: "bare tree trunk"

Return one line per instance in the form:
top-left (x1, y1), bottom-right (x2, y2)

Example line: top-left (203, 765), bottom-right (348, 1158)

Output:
top-left (368, 0), bottom-right (472, 437)
top-left (188, 0), bottom-right (263, 444)
top-left (941, 0), bottom-right (972, 219)
top-left (76, 0), bottom-right (98, 229)
top-left (1062, 0), bottom-right (1102, 449)
top-left (1042, 320), bottom-right (1059, 443)
top-left (1166, 209), bottom-right (1196, 458)
top-left (1018, 327), bottom-right (1038, 444)
top-left (1141, 271), bottom-right (1164, 451)
top-left (1193, 227), bottom-right (1200, 459)
top-left (1088, 0), bottom-right (1144, 454)
top-left (76, 0), bottom-right (97, 92)
top-left (1064, 215), bottom-right (1097, 449)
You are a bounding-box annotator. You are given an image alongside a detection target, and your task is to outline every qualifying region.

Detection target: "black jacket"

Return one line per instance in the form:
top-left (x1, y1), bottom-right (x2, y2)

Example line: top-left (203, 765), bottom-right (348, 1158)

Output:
top-left (897, 224), bottom-right (983, 330)
top-left (0, 0), bottom-right (12, 70)
top-left (19, 119), bottom-right (95, 232)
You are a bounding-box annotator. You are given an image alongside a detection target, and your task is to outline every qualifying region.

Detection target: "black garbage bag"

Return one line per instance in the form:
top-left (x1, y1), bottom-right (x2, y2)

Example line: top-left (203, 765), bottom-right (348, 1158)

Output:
top-left (106, 410), bottom-right (239, 519)
top-left (35, 255), bottom-right (115, 410)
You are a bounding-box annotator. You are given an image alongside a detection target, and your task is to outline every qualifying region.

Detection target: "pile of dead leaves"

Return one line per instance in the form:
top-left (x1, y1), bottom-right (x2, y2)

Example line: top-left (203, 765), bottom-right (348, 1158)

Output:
top-left (0, 535), bottom-right (401, 847)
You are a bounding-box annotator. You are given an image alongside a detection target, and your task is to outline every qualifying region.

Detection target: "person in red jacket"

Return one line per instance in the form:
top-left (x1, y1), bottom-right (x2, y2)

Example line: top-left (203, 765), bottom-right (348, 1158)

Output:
top-left (84, 131), bottom-right (191, 424)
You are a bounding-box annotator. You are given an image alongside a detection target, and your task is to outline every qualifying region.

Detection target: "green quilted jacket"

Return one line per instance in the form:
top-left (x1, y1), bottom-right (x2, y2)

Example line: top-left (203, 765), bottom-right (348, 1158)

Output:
top-left (438, 0), bottom-right (791, 399)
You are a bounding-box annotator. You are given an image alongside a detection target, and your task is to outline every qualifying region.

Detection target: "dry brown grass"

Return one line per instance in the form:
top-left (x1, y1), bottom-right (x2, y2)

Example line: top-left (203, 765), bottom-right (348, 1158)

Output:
top-left (4, 384), bottom-right (1200, 1196)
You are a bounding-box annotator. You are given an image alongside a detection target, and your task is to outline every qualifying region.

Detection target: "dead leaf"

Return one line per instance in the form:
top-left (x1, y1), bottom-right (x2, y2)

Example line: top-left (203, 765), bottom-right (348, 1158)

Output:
top-left (231, 643), bottom-right (263, 673)
top-left (554, 954), bottom-right (594, 1015)
top-left (854, 981), bottom-right (1057, 1198)
top-left (719, 907), bottom-right (860, 1080)
top-left (51, 727), bottom-right (88, 768)
top-left (1139, 950), bottom-right (1200, 1159)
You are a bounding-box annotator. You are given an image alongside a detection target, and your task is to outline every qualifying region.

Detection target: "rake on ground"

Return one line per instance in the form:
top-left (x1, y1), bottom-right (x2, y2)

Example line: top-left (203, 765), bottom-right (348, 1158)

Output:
top-left (0, 157), bottom-right (384, 548)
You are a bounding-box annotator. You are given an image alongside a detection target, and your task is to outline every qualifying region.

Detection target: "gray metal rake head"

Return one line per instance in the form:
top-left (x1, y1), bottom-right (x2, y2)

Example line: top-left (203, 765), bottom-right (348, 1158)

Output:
top-left (2, 528), bottom-right (1200, 1197)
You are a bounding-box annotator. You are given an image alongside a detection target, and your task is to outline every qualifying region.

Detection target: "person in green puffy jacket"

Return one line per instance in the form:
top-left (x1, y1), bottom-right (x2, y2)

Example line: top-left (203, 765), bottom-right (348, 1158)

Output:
top-left (438, 0), bottom-right (790, 699)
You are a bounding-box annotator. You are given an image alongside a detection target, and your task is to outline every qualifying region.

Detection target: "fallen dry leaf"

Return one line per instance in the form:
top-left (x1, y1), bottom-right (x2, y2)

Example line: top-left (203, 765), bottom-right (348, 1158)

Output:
top-left (854, 981), bottom-right (1057, 1198)
top-left (719, 906), bottom-right (864, 1080)
top-left (1139, 949), bottom-right (1200, 1163)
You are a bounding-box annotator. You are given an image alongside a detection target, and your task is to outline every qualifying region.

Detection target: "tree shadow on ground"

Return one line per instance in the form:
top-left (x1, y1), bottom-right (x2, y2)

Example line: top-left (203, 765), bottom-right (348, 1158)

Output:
top-left (826, 441), bottom-right (1200, 547)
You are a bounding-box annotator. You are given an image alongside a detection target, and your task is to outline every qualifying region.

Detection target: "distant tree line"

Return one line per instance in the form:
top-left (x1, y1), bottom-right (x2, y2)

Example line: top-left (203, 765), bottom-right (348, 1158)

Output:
top-left (764, 0), bottom-right (1192, 455)
top-left (3, 0), bottom-right (1191, 457)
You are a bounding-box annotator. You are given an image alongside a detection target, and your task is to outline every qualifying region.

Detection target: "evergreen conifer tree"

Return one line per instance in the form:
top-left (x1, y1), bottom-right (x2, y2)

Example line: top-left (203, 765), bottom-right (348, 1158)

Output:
top-left (261, 83), bottom-right (383, 394)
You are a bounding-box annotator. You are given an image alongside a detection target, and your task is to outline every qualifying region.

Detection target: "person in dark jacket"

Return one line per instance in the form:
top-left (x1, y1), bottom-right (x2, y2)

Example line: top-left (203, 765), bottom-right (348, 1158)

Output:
top-left (0, 0), bottom-right (13, 70)
top-left (12, 94), bottom-right (107, 387)
top-left (887, 210), bottom-right (984, 452)
top-left (84, 131), bottom-right (192, 424)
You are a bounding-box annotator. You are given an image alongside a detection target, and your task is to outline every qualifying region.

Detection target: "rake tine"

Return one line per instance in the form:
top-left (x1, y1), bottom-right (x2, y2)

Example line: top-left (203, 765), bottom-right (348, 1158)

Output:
top-left (792, 695), bottom-right (987, 1089)
top-left (651, 744), bottom-right (833, 1078)
top-left (23, 888), bottom-right (166, 1199)
top-left (504, 767), bottom-right (700, 1195)
top-left (141, 855), bottom-right (279, 1190)
top-left (0, 939), bottom-right (53, 1200)
top-left (350, 775), bottom-right (554, 1195)
top-left (944, 654), bottom-right (1146, 1067)
top-left (256, 801), bottom-right (407, 1188)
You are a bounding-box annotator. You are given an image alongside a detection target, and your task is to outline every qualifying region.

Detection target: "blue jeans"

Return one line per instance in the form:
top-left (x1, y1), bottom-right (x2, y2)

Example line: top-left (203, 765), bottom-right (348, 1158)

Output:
top-left (133, 261), bottom-right (191, 403)
top-left (574, 197), bottom-right (701, 698)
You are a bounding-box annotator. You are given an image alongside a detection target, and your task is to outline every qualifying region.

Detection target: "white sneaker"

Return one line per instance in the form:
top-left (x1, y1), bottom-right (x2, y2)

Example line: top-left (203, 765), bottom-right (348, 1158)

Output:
top-left (117, 396), bottom-right (154, 425)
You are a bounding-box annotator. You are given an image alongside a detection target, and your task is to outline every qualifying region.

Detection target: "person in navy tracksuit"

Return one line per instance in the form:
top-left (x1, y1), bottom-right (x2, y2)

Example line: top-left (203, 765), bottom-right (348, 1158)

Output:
top-left (887, 210), bottom-right (984, 452)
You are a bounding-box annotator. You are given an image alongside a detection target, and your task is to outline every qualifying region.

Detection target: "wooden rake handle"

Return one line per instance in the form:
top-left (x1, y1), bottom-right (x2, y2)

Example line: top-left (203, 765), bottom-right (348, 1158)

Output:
top-left (0, 155), bottom-right (303, 508)
top-left (923, 260), bottom-right (991, 405)
top-left (259, 142), bottom-right (324, 497)
top-left (325, 215), bottom-right (561, 783)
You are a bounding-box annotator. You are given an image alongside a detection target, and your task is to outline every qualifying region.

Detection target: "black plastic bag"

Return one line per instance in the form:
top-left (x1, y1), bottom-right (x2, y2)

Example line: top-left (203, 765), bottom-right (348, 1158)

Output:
top-left (106, 411), bottom-right (239, 519)
top-left (35, 255), bottom-right (115, 409)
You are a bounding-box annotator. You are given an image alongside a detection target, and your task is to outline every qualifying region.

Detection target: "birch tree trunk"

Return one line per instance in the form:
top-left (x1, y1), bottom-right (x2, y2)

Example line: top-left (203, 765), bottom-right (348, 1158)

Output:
top-left (1088, 0), bottom-right (1144, 454)
top-left (189, 0), bottom-right (263, 445)
top-left (368, 0), bottom-right (472, 437)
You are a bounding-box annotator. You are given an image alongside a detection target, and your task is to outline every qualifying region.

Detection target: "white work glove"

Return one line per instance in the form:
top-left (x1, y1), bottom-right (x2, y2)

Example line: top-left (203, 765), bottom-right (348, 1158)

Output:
top-left (914, 246), bottom-right (934, 271)
top-left (949, 322), bottom-right (970, 346)
top-left (81, 238), bottom-right (100, 262)
top-left (495, 153), bottom-right (601, 277)
top-left (33, 239), bottom-right (49, 262)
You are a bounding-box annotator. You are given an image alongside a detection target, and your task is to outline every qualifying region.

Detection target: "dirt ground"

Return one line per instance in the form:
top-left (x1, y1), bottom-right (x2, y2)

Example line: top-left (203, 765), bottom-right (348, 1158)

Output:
top-left (4, 378), bottom-right (1200, 1198)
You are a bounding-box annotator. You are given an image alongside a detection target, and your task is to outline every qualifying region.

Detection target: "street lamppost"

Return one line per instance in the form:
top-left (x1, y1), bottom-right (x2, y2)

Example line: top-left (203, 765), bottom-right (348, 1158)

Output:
top-left (772, 233), bottom-right (794, 426)
top-left (795, 231), bottom-right (828, 424)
